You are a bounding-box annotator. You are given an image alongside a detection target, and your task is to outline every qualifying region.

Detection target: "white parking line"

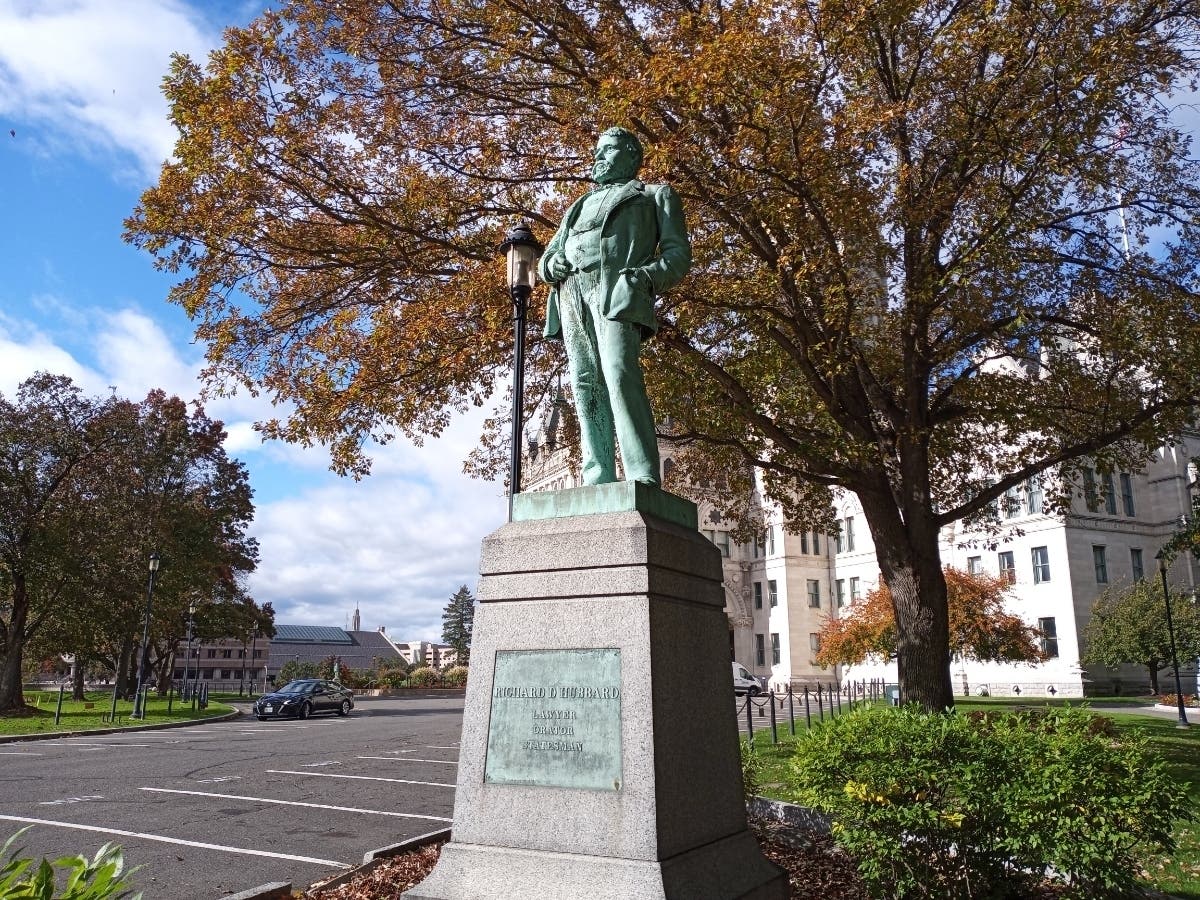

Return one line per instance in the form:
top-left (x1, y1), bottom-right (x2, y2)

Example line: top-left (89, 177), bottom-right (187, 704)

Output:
top-left (269, 769), bottom-right (454, 788)
top-left (40, 796), bottom-right (104, 806)
top-left (358, 756), bottom-right (457, 766)
top-left (0, 751), bottom-right (41, 756)
top-left (140, 788), bottom-right (452, 822)
top-left (424, 745), bottom-right (459, 750)
top-left (0, 814), bottom-right (349, 868)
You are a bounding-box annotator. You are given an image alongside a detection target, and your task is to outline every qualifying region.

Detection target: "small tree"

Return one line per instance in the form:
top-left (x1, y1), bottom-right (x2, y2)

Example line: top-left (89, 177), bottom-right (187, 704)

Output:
top-left (818, 568), bottom-right (1045, 668)
top-left (442, 585), bottom-right (475, 666)
top-left (1083, 580), bottom-right (1200, 693)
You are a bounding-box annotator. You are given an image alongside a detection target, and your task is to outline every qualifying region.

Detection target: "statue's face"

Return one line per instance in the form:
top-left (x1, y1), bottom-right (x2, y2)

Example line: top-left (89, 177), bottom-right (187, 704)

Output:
top-left (592, 133), bottom-right (638, 184)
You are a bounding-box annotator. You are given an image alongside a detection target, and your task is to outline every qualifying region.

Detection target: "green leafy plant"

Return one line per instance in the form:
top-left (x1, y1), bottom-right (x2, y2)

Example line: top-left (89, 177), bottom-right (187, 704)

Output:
top-left (0, 828), bottom-right (141, 899)
top-left (740, 739), bottom-right (764, 803)
top-left (442, 666), bottom-right (468, 686)
top-left (791, 705), bottom-right (1190, 898)
top-left (406, 666), bottom-right (439, 687)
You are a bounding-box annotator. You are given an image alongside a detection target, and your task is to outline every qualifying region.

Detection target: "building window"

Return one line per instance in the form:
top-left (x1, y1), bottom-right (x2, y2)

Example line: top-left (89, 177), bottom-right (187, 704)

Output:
top-left (998, 551), bottom-right (1016, 584)
top-left (812, 532), bottom-right (820, 555)
top-left (767, 526), bottom-right (776, 556)
top-left (809, 633), bottom-right (821, 652)
top-left (771, 633), bottom-right (781, 665)
top-left (1026, 476), bottom-right (1043, 515)
top-left (1102, 473), bottom-right (1117, 514)
top-left (835, 579), bottom-right (846, 607)
top-left (967, 555), bottom-right (982, 575)
top-left (1031, 546), bottom-right (1051, 584)
top-left (1093, 545), bottom-right (1108, 583)
top-left (221, 649), bottom-right (232, 659)
top-left (207, 649), bottom-right (217, 659)
top-left (1038, 617), bottom-right (1059, 658)
top-left (768, 579), bottom-right (779, 607)
top-left (1003, 486), bottom-right (1022, 519)
top-left (753, 582), bottom-right (763, 609)
top-left (755, 634), bottom-right (765, 666)
top-left (1082, 467), bottom-right (1099, 511)
top-left (800, 531), bottom-right (809, 554)
top-left (845, 516), bottom-right (855, 552)
top-left (1120, 473), bottom-right (1135, 517)
top-left (849, 577), bottom-right (861, 601)
top-left (1131, 547), bottom-right (1144, 581)
top-left (807, 579), bottom-right (820, 608)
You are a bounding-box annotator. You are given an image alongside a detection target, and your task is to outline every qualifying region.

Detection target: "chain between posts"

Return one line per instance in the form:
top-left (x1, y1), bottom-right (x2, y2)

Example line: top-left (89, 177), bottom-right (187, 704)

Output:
top-left (737, 680), bottom-right (886, 745)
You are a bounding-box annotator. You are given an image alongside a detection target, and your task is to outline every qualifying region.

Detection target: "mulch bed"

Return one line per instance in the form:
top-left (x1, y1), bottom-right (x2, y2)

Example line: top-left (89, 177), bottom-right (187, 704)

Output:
top-left (301, 820), bottom-right (872, 899)
top-left (300, 818), bottom-right (1124, 899)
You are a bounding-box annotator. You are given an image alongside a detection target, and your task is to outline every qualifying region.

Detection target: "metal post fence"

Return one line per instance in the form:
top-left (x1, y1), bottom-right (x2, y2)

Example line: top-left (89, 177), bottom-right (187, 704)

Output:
top-left (54, 685), bottom-right (64, 725)
top-left (769, 690), bottom-right (778, 743)
top-left (787, 686), bottom-right (796, 735)
top-left (817, 685), bottom-right (824, 722)
top-left (804, 686), bottom-right (811, 729)
top-left (836, 681), bottom-right (842, 715)
top-left (744, 695), bottom-right (754, 742)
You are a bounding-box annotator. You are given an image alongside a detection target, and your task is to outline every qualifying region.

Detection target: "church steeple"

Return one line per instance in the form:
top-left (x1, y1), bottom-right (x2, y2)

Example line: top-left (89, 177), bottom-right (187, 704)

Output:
top-left (351, 603), bottom-right (361, 632)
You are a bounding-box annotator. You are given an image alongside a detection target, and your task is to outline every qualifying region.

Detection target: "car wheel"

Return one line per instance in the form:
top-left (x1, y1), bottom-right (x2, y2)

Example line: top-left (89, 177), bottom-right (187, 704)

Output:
top-left (747, 686), bottom-right (761, 697)
top-left (298, 702), bottom-right (311, 720)
top-left (337, 700), bottom-right (351, 717)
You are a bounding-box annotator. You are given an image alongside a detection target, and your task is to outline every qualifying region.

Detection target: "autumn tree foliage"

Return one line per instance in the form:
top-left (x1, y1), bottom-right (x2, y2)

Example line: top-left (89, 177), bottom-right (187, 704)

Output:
top-left (0, 376), bottom-right (259, 713)
top-left (125, 0), bottom-right (1200, 709)
top-left (817, 568), bottom-right (1046, 669)
top-left (1082, 578), bottom-right (1200, 693)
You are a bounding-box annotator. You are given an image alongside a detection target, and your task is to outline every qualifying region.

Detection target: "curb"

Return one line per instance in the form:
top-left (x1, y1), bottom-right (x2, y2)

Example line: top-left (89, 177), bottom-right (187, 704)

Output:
top-left (0, 707), bottom-right (242, 744)
top-left (220, 882), bottom-right (292, 900)
top-left (747, 795), bottom-right (831, 834)
top-left (301, 827), bottom-right (452, 896)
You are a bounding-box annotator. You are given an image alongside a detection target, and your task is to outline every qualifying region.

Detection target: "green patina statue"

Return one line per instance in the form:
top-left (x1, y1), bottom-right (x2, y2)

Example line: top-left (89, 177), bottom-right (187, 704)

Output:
top-left (538, 127), bottom-right (692, 487)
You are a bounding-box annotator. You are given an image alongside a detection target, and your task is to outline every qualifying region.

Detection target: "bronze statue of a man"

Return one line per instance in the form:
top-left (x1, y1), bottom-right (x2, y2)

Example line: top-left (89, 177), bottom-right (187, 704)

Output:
top-left (538, 127), bottom-right (692, 486)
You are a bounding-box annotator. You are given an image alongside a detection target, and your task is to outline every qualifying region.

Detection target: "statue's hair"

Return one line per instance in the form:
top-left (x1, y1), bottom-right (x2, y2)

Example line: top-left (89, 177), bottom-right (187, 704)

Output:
top-left (600, 126), bottom-right (643, 171)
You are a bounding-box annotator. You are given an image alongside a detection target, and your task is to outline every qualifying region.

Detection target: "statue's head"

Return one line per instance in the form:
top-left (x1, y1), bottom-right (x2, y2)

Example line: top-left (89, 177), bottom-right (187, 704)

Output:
top-left (592, 127), bottom-right (643, 184)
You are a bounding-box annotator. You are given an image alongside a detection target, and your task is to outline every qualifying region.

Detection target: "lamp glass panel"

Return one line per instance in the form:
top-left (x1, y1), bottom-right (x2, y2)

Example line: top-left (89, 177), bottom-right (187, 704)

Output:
top-left (507, 243), bottom-right (538, 289)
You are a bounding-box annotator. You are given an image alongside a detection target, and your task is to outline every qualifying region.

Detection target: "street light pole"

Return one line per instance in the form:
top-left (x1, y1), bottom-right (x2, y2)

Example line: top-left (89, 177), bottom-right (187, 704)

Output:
top-left (131, 551), bottom-right (161, 719)
top-left (497, 223), bottom-right (544, 523)
top-left (1155, 549), bottom-right (1191, 728)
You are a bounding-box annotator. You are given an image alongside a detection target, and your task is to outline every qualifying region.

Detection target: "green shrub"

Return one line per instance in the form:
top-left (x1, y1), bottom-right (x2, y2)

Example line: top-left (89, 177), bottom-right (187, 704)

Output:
top-left (0, 828), bottom-right (141, 899)
top-left (407, 666), bottom-right (439, 687)
top-left (443, 666), bottom-right (468, 686)
top-left (791, 705), bottom-right (1189, 899)
top-left (377, 668), bottom-right (408, 689)
top-left (740, 739), bottom-right (764, 803)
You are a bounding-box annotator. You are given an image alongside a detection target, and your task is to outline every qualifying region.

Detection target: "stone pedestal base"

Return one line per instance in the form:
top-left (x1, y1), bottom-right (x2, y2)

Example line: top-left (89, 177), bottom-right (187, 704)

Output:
top-left (404, 483), bottom-right (787, 899)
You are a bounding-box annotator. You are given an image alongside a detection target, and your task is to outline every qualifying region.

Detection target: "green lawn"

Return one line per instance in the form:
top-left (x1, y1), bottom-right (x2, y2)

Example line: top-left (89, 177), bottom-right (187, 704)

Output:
top-left (745, 698), bottom-right (1199, 898)
top-left (0, 690), bottom-right (234, 737)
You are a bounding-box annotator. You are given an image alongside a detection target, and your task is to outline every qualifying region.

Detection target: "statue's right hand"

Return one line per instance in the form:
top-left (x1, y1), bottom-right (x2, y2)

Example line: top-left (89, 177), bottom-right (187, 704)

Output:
top-left (547, 255), bottom-right (573, 281)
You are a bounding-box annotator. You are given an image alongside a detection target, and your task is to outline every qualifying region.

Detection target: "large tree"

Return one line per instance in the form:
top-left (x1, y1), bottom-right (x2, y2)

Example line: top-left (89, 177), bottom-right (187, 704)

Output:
top-left (0, 380), bottom-right (259, 712)
top-left (442, 585), bottom-right (476, 666)
top-left (126, 0), bottom-right (1200, 709)
top-left (1082, 578), bottom-right (1200, 693)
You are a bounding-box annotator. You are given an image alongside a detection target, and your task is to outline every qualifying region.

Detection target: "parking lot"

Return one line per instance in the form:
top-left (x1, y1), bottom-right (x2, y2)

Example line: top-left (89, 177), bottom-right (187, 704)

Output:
top-left (0, 693), bottom-right (464, 898)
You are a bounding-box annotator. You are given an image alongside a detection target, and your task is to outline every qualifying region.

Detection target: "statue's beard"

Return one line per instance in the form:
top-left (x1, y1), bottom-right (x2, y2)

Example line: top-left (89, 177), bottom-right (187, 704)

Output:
top-left (593, 159), bottom-right (635, 184)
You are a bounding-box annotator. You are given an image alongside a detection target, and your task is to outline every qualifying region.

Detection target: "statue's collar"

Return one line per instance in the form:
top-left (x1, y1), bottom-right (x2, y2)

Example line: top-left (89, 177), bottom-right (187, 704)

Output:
top-left (590, 178), bottom-right (644, 195)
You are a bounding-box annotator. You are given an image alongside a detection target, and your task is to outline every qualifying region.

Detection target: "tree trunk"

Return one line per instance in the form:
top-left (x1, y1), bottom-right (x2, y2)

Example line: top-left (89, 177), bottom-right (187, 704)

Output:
top-left (114, 637), bottom-right (134, 698)
top-left (0, 574), bottom-right (29, 713)
top-left (858, 486), bottom-right (955, 711)
top-left (72, 662), bottom-right (86, 701)
top-left (1148, 662), bottom-right (1160, 695)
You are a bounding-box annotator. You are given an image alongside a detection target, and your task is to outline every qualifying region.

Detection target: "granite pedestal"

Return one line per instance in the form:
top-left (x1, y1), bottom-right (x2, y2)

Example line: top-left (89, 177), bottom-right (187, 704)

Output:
top-left (404, 483), bottom-right (788, 899)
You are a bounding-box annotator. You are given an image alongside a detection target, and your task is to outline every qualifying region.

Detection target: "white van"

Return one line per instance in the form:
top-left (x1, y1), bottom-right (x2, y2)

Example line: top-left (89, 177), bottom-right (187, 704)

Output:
top-left (732, 662), bottom-right (762, 696)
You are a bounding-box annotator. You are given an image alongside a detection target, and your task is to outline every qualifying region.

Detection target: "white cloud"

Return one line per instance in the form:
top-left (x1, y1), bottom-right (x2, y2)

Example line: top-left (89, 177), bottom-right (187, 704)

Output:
top-left (0, 0), bottom-right (217, 177)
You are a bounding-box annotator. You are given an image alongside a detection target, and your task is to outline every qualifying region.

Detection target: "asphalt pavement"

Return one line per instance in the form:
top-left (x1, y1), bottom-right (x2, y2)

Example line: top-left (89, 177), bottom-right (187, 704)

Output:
top-left (0, 693), bottom-right (465, 899)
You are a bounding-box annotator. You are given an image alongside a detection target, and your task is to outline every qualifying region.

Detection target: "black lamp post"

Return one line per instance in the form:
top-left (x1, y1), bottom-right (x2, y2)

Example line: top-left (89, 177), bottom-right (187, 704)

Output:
top-left (240, 622), bottom-right (258, 698)
top-left (1155, 549), bottom-right (1190, 728)
top-left (181, 599), bottom-right (197, 702)
top-left (497, 222), bottom-right (544, 522)
top-left (131, 551), bottom-right (161, 719)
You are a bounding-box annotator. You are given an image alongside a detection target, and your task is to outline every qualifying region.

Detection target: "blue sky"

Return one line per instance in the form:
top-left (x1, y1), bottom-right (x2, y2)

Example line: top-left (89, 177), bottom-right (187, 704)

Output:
top-left (0, 0), bottom-right (508, 642)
